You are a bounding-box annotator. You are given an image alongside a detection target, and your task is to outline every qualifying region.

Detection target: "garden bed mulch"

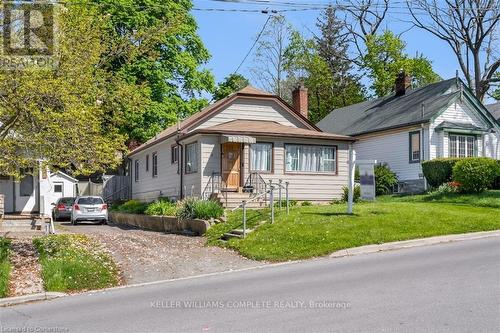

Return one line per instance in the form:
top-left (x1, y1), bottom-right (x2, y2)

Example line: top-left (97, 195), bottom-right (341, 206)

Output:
top-left (8, 238), bottom-right (44, 297)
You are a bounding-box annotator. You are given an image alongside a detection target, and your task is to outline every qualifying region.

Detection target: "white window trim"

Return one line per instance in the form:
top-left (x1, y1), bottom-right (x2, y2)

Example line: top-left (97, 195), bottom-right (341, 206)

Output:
top-left (448, 133), bottom-right (476, 158)
top-left (284, 144), bottom-right (337, 174)
top-left (185, 142), bottom-right (198, 174)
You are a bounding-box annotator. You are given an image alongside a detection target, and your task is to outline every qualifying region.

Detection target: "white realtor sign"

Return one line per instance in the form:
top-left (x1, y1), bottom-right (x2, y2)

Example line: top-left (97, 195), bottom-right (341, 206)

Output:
top-left (358, 161), bottom-right (376, 201)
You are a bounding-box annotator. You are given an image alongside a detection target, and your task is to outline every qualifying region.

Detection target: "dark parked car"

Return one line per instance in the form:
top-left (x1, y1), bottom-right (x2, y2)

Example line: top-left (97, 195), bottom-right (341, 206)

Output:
top-left (51, 197), bottom-right (76, 221)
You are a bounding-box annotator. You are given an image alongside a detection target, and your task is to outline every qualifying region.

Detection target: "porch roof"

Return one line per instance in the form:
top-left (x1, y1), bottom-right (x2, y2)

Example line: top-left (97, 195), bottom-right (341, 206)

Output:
top-left (180, 120), bottom-right (355, 142)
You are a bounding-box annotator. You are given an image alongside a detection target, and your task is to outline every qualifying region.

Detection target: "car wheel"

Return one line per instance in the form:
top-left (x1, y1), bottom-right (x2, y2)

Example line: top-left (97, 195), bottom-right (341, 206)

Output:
top-left (71, 219), bottom-right (77, 225)
top-left (101, 220), bottom-right (107, 225)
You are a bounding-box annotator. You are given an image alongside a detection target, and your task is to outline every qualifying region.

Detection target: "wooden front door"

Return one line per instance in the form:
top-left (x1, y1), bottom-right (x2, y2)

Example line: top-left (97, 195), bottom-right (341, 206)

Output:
top-left (221, 143), bottom-right (241, 190)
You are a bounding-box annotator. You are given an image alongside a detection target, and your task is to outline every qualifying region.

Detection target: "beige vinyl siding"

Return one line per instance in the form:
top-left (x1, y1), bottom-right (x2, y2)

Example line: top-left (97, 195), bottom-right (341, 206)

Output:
top-left (354, 126), bottom-right (425, 181)
top-left (199, 135), bottom-right (349, 202)
top-left (181, 136), bottom-right (202, 197)
top-left (131, 137), bottom-right (181, 202)
top-left (430, 101), bottom-right (493, 158)
top-left (193, 98), bottom-right (307, 131)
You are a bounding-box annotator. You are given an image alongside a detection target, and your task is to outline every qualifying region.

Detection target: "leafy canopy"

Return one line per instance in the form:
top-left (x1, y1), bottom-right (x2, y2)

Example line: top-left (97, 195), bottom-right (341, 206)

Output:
top-left (363, 30), bottom-right (440, 97)
top-left (213, 74), bottom-right (249, 101)
top-left (93, 0), bottom-right (215, 145)
top-left (0, 4), bottom-right (125, 177)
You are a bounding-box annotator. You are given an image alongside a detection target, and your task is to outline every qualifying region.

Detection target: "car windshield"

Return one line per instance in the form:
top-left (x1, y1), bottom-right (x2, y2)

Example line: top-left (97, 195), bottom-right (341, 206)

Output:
top-left (59, 197), bottom-right (75, 205)
top-left (77, 197), bottom-right (104, 205)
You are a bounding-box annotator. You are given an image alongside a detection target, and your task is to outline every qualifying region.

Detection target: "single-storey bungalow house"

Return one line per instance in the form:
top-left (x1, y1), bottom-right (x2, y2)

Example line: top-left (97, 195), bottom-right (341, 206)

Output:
top-left (0, 167), bottom-right (78, 215)
top-left (317, 74), bottom-right (500, 193)
top-left (127, 85), bottom-right (355, 206)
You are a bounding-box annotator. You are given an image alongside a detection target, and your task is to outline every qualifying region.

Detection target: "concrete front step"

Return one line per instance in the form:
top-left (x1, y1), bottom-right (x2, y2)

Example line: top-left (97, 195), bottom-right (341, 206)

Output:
top-left (0, 219), bottom-right (43, 231)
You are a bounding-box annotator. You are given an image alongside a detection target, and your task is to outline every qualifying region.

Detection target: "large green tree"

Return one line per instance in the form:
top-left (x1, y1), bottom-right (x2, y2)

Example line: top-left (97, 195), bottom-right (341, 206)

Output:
top-left (213, 74), bottom-right (249, 101)
top-left (363, 31), bottom-right (441, 97)
top-left (284, 7), bottom-right (364, 123)
top-left (93, 0), bottom-right (215, 145)
top-left (0, 4), bottom-right (124, 177)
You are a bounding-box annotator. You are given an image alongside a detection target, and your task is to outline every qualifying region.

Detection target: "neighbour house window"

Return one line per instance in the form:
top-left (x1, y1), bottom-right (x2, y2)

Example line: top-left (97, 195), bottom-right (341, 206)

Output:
top-left (449, 134), bottom-right (475, 158)
top-left (185, 142), bottom-right (198, 174)
top-left (20, 172), bottom-right (34, 196)
top-left (250, 143), bottom-right (273, 172)
top-left (145, 155), bottom-right (149, 172)
top-left (409, 131), bottom-right (421, 163)
top-left (171, 145), bottom-right (179, 164)
top-left (54, 184), bottom-right (63, 193)
top-left (152, 152), bottom-right (158, 177)
top-left (285, 145), bottom-right (336, 173)
top-left (134, 160), bottom-right (139, 182)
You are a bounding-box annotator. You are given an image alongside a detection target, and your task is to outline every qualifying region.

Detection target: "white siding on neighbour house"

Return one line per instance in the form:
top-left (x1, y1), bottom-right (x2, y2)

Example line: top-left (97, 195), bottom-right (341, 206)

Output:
top-left (355, 126), bottom-right (426, 181)
top-left (193, 98), bottom-right (307, 130)
top-left (429, 100), bottom-right (495, 159)
top-left (131, 137), bottom-right (181, 202)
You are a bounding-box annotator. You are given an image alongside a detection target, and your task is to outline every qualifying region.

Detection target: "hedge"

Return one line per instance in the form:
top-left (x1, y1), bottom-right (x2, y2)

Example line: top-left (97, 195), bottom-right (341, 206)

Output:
top-left (421, 158), bottom-right (461, 188)
top-left (452, 157), bottom-right (499, 193)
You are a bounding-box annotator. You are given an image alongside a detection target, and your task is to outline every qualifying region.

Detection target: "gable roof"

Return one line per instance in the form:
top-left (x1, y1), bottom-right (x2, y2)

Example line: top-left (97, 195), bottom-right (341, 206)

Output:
top-left (486, 102), bottom-right (500, 122)
top-left (317, 78), bottom-right (467, 136)
top-left (129, 85), bottom-right (320, 156)
top-left (50, 171), bottom-right (78, 183)
top-left (180, 119), bottom-right (354, 141)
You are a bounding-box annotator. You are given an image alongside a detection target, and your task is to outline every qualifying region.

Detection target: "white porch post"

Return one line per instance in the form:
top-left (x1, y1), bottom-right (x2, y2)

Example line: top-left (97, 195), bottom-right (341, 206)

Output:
top-left (347, 144), bottom-right (356, 215)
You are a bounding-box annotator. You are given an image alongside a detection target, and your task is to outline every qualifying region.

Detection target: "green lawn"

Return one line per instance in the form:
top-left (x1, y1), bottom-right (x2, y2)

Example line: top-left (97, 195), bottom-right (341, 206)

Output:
top-left (210, 191), bottom-right (500, 261)
top-left (33, 234), bottom-right (120, 292)
top-left (0, 238), bottom-right (11, 297)
top-left (378, 190), bottom-right (500, 208)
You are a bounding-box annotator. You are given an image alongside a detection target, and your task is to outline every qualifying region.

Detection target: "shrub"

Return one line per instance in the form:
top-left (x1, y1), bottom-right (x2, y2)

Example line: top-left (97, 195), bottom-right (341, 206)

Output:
top-left (433, 181), bottom-right (460, 194)
top-left (341, 184), bottom-right (361, 203)
top-left (374, 163), bottom-right (398, 195)
top-left (113, 200), bottom-right (148, 214)
top-left (0, 238), bottom-right (11, 297)
top-left (421, 158), bottom-right (461, 188)
top-left (301, 201), bottom-right (312, 206)
top-left (145, 200), bottom-right (177, 216)
top-left (176, 198), bottom-right (224, 220)
top-left (452, 157), bottom-right (498, 193)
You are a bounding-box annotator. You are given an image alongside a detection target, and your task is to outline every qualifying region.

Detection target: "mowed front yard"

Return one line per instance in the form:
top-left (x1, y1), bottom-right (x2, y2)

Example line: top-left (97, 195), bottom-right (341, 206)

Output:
top-left (208, 191), bottom-right (500, 261)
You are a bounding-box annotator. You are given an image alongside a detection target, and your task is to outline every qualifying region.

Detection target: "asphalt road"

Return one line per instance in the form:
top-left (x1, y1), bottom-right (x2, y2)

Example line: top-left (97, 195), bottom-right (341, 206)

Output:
top-left (1, 237), bottom-right (499, 333)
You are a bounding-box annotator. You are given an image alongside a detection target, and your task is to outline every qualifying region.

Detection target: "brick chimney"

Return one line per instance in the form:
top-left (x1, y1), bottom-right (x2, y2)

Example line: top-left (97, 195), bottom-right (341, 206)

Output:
top-left (292, 83), bottom-right (308, 119)
top-left (395, 71), bottom-right (412, 96)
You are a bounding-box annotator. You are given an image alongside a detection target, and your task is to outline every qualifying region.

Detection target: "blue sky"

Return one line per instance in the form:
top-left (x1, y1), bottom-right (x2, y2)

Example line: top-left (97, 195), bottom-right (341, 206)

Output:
top-left (192, 0), bottom-right (463, 94)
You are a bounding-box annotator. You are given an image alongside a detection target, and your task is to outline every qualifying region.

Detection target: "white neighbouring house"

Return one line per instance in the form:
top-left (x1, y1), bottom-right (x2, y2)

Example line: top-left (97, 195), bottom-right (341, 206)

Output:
top-left (0, 166), bottom-right (77, 215)
top-left (127, 85), bottom-right (355, 206)
top-left (317, 75), bottom-right (500, 193)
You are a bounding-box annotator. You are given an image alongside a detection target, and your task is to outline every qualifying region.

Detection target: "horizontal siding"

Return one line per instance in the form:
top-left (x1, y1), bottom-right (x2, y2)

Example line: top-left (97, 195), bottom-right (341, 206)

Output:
top-left (430, 101), bottom-right (492, 158)
top-left (182, 138), bottom-right (202, 197)
top-left (355, 127), bottom-right (424, 181)
top-left (193, 98), bottom-right (307, 130)
top-left (199, 136), bottom-right (350, 202)
top-left (131, 137), bottom-right (181, 202)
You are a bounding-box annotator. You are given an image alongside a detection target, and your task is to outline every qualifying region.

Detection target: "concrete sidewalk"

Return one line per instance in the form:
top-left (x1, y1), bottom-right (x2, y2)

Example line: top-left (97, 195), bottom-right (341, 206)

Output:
top-left (330, 230), bottom-right (500, 258)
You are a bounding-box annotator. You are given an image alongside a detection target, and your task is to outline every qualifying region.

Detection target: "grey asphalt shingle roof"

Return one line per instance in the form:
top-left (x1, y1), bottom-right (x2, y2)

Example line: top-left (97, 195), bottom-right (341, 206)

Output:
top-left (317, 78), bottom-right (460, 136)
top-left (486, 102), bottom-right (500, 122)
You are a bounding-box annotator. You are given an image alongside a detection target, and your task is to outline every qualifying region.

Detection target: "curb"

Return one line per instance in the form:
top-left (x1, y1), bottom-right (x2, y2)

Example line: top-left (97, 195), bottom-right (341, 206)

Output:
top-left (329, 230), bottom-right (500, 258)
top-left (0, 292), bottom-right (67, 307)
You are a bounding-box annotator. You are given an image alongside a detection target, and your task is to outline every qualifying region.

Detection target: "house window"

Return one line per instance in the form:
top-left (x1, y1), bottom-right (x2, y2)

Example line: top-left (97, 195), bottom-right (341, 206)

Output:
top-left (152, 152), bottom-right (158, 177)
top-left (54, 184), bottom-right (63, 193)
top-left (171, 145), bottom-right (179, 164)
top-left (250, 143), bottom-right (273, 173)
top-left (134, 160), bottom-right (139, 182)
top-left (20, 173), bottom-right (34, 196)
top-left (185, 142), bottom-right (198, 174)
top-left (409, 131), bottom-right (421, 163)
top-left (285, 144), bottom-right (336, 173)
top-left (449, 134), bottom-right (475, 157)
top-left (145, 155), bottom-right (149, 172)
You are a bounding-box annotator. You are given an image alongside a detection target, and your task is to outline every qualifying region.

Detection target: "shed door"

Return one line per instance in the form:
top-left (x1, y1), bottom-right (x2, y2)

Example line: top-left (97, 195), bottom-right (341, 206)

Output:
top-left (221, 143), bottom-right (241, 190)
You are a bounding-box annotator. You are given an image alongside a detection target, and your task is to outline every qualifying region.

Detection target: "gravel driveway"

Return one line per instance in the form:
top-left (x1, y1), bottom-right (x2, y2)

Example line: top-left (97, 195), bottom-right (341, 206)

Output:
top-left (56, 222), bottom-right (261, 285)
